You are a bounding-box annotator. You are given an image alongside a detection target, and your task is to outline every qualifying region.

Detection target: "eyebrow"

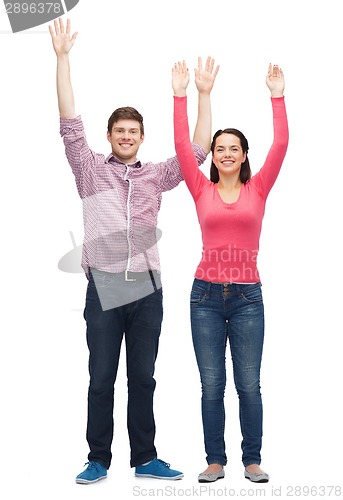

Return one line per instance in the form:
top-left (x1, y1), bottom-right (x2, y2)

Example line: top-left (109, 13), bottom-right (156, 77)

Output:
top-left (113, 127), bottom-right (140, 132)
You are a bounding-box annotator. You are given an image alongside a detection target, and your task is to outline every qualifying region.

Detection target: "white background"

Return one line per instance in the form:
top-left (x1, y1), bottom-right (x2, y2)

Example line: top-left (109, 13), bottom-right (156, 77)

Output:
top-left (0, 1), bottom-right (342, 499)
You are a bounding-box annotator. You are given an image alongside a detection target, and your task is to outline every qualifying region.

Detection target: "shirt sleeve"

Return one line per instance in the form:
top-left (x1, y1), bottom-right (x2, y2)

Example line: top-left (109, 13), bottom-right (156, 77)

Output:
top-left (60, 115), bottom-right (100, 198)
top-left (252, 97), bottom-right (289, 199)
top-left (158, 142), bottom-right (207, 193)
top-left (173, 95), bottom-right (210, 201)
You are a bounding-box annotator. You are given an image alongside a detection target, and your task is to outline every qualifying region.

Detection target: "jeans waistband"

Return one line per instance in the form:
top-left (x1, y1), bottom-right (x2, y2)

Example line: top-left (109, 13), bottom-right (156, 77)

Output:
top-left (194, 278), bottom-right (261, 293)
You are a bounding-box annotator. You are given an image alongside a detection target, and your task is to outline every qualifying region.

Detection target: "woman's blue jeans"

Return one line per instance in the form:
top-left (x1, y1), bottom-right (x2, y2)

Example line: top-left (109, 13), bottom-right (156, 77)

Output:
top-left (190, 279), bottom-right (265, 467)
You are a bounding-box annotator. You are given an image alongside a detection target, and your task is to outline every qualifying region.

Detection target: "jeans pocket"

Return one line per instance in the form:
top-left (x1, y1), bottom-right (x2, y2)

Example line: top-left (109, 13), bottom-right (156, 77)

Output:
top-left (190, 286), bottom-right (209, 305)
top-left (240, 284), bottom-right (262, 304)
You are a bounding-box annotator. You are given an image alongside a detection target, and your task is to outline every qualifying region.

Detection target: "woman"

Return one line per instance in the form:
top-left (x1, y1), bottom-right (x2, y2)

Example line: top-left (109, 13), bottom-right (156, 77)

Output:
top-left (172, 58), bottom-right (288, 483)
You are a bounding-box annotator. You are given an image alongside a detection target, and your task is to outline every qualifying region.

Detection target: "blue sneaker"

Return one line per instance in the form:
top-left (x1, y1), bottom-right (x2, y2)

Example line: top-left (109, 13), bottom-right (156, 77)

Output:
top-left (76, 461), bottom-right (107, 484)
top-left (135, 458), bottom-right (183, 480)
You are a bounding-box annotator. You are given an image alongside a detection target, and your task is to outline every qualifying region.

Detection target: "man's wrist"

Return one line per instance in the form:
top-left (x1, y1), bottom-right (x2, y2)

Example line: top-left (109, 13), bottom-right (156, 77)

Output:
top-left (198, 92), bottom-right (211, 101)
top-left (57, 53), bottom-right (70, 62)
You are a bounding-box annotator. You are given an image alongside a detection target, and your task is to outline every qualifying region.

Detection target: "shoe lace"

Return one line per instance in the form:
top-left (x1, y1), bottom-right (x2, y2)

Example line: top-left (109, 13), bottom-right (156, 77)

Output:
top-left (83, 461), bottom-right (97, 470)
top-left (156, 459), bottom-right (171, 469)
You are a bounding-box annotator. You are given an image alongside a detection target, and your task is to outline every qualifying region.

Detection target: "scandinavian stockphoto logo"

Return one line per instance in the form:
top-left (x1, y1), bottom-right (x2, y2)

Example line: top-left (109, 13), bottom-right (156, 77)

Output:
top-left (4, 0), bottom-right (79, 33)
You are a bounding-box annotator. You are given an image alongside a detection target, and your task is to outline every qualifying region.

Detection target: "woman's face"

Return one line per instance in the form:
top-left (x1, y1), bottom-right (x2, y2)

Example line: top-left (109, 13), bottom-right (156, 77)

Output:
top-left (212, 133), bottom-right (246, 178)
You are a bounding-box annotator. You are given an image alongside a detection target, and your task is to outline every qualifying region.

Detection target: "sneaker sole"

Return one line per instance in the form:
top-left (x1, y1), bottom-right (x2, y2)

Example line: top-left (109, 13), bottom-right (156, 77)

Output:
top-left (135, 473), bottom-right (184, 480)
top-left (76, 475), bottom-right (107, 484)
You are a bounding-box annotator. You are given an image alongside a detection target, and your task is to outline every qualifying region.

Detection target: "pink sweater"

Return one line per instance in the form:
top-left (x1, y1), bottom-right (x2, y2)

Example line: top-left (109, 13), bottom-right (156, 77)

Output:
top-left (174, 96), bottom-right (289, 283)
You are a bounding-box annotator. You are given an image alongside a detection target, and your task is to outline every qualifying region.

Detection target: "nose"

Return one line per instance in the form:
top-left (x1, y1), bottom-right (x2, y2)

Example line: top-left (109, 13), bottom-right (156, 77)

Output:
top-left (122, 130), bottom-right (130, 139)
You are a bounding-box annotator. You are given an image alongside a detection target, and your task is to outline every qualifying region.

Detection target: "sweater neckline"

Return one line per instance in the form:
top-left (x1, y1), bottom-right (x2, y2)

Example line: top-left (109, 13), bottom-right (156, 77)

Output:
top-left (215, 183), bottom-right (243, 206)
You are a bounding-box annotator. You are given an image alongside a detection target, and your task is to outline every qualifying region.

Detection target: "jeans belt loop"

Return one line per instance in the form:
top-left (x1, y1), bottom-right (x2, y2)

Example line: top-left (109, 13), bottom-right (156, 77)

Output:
top-left (125, 270), bottom-right (136, 282)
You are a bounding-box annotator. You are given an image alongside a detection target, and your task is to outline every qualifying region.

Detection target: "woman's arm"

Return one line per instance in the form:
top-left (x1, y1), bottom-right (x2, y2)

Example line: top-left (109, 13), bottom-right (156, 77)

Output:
top-left (255, 64), bottom-right (289, 198)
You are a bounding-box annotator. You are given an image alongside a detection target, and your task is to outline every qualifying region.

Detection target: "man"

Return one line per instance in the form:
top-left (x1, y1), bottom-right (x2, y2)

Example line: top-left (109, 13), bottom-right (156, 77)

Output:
top-left (49, 18), bottom-right (215, 484)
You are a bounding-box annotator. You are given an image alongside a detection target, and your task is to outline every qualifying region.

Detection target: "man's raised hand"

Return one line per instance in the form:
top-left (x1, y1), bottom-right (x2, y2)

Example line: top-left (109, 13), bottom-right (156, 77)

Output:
top-left (49, 18), bottom-right (78, 57)
top-left (194, 56), bottom-right (219, 95)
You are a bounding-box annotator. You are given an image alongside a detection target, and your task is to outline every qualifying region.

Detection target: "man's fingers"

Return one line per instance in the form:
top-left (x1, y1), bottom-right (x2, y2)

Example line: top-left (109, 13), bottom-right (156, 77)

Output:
top-left (58, 17), bottom-right (64, 34)
top-left (71, 32), bottom-right (78, 44)
top-left (213, 64), bottom-right (220, 79)
top-left (53, 18), bottom-right (59, 34)
top-left (206, 56), bottom-right (214, 73)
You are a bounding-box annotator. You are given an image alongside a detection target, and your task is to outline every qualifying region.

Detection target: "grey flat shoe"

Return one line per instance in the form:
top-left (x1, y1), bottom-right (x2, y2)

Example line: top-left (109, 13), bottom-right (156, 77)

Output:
top-left (244, 469), bottom-right (269, 483)
top-left (198, 469), bottom-right (225, 483)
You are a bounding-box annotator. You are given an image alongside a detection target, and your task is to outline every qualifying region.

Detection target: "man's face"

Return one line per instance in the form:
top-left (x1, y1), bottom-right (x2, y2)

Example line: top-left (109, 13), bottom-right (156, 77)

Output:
top-left (107, 119), bottom-right (144, 164)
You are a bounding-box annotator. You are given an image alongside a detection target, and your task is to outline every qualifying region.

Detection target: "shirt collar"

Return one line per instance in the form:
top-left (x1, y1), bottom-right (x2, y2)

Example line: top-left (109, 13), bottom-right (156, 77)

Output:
top-left (106, 153), bottom-right (142, 168)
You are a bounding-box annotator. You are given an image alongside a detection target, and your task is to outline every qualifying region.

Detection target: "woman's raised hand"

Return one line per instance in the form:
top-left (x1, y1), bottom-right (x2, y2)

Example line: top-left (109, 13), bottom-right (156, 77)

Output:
top-left (266, 63), bottom-right (285, 97)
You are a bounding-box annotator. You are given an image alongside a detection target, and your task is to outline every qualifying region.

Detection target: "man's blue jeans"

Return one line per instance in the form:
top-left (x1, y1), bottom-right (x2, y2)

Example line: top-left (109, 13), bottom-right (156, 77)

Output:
top-left (190, 279), bottom-right (265, 467)
top-left (84, 269), bottom-right (163, 469)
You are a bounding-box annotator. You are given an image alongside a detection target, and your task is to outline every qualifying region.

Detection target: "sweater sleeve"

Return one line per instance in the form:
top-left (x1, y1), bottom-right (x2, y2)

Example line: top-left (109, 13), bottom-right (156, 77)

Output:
top-left (174, 95), bottom-right (209, 201)
top-left (253, 97), bottom-right (289, 199)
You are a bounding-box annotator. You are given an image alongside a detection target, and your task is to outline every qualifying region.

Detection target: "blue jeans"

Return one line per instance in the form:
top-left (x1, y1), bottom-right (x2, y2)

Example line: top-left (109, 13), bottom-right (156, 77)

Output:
top-left (190, 279), bottom-right (265, 467)
top-left (84, 269), bottom-right (163, 469)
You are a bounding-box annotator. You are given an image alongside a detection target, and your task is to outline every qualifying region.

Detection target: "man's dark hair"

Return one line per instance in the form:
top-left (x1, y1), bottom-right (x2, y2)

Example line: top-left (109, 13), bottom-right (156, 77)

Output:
top-left (107, 107), bottom-right (144, 136)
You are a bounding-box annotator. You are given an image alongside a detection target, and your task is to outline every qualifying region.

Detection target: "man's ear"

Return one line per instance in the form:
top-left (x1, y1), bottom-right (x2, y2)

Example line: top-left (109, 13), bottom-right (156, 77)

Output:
top-left (107, 131), bottom-right (111, 143)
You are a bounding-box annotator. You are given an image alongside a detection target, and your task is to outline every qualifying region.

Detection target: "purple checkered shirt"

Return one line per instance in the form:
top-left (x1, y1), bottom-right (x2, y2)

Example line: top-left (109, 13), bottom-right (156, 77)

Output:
top-left (60, 115), bottom-right (206, 276)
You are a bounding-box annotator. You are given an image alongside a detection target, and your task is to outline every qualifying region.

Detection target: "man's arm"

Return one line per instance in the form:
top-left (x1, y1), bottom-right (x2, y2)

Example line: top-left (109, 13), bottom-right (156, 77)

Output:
top-left (192, 57), bottom-right (219, 153)
top-left (49, 18), bottom-right (78, 118)
top-left (171, 60), bottom-right (210, 198)
top-left (49, 19), bottom-right (99, 198)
